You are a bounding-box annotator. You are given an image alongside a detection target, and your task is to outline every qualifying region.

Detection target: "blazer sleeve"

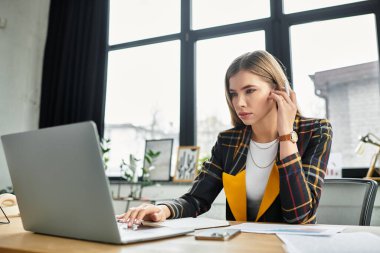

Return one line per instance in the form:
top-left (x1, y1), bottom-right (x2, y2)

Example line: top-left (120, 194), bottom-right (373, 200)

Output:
top-left (275, 119), bottom-right (333, 224)
top-left (157, 134), bottom-right (224, 219)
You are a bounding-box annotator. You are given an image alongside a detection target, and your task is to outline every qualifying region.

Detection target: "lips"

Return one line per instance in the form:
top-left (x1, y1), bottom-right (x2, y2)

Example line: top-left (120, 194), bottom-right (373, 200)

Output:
top-left (238, 112), bottom-right (252, 116)
top-left (238, 112), bottom-right (253, 119)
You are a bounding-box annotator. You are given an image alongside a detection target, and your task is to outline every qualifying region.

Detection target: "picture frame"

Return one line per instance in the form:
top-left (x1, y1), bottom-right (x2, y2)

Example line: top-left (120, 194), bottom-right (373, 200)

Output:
top-left (173, 146), bottom-right (200, 182)
top-left (142, 138), bottom-right (174, 182)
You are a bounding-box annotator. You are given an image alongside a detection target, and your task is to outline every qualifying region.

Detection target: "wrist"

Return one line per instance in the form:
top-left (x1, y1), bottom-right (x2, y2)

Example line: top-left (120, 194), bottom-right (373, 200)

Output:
top-left (278, 129), bottom-right (293, 136)
top-left (278, 130), bottom-right (298, 143)
top-left (279, 141), bottom-right (298, 160)
top-left (158, 205), bottom-right (171, 219)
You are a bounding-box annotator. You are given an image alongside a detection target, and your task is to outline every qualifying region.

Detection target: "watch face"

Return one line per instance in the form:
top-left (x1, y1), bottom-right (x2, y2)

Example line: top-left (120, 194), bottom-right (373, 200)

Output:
top-left (291, 131), bottom-right (298, 143)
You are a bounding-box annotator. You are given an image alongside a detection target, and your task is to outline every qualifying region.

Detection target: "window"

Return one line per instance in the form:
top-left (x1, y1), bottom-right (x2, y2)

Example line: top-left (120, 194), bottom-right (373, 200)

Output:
top-left (192, 0), bottom-right (270, 30)
top-left (109, 0), bottom-right (180, 45)
top-left (106, 0), bottom-right (380, 177)
top-left (196, 31), bottom-right (266, 157)
top-left (290, 14), bottom-right (379, 168)
top-left (104, 41), bottom-right (180, 176)
top-left (283, 0), bottom-right (368, 14)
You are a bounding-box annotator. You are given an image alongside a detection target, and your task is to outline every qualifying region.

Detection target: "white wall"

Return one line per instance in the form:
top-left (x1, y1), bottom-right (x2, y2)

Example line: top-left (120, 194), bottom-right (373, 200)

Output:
top-left (0, 0), bottom-right (50, 189)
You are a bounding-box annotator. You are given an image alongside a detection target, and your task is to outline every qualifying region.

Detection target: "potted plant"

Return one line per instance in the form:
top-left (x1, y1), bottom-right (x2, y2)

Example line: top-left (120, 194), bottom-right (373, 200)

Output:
top-left (119, 149), bottom-right (161, 199)
top-left (140, 149), bottom-right (161, 185)
top-left (100, 138), bottom-right (111, 170)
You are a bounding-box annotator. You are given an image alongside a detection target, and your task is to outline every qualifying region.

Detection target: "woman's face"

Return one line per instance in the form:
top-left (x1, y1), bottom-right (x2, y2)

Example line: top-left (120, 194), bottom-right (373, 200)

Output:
top-left (229, 70), bottom-right (275, 126)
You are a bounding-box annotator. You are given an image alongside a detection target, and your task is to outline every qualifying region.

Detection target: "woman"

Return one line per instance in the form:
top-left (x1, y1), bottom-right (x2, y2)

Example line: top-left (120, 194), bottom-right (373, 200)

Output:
top-left (117, 50), bottom-right (333, 226)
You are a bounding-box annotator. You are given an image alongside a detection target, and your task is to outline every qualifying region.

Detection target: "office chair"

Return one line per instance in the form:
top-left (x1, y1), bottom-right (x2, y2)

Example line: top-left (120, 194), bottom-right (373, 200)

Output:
top-left (316, 178), bottom-right (378, 226)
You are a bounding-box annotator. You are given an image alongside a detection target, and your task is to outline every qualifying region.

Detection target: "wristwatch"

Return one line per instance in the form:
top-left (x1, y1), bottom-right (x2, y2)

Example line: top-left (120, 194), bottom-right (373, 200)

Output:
top-left (278, 131), bottom-right (298, 143)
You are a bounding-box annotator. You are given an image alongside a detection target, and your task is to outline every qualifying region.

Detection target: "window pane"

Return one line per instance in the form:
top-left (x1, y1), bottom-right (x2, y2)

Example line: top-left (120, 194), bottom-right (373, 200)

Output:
top-left (196, 31), bottom-right (266, 157)
top-left (109, 0), bottom-right (180, 45)
top-left (284, 0), bottom-right (368, 14)
top-left (290, 14), bottom-right (379, 169)
top-left (192, 0), bottom-right (270, 30)
top-left (105, 41), bottom-right (180, 176)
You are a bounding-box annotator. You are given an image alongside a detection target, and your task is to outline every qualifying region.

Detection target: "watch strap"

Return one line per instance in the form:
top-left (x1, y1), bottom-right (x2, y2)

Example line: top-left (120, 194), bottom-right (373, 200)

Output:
top-left (278, 134), bottom-right (291, 142)
top-left (278, 131), bottom-right (298, 143)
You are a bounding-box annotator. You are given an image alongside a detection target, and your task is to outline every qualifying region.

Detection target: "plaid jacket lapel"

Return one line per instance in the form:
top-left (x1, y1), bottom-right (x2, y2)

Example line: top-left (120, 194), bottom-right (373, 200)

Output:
top-left (227, 126), bottom-right (252, 175)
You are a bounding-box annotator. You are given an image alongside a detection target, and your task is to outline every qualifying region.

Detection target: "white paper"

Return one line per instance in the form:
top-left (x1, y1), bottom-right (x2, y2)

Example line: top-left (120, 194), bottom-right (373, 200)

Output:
top-left (278, 232), bottom-right (380, 253)
top-left (228, 223), bottom-right (345, 236)
top-left (142, 217), bottom-right (230, 230)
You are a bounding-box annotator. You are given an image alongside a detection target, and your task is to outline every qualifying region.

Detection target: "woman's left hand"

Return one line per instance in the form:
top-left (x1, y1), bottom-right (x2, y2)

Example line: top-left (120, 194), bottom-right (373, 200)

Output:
top-left (268, 89), bottom-right (298, 136)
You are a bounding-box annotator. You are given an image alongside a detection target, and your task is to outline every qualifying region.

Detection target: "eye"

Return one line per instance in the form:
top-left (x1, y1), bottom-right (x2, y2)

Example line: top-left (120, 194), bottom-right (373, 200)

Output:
top-left (246, 88), bottom-right (256, 94)
top-left (229, 92), bottom-right (237, 98)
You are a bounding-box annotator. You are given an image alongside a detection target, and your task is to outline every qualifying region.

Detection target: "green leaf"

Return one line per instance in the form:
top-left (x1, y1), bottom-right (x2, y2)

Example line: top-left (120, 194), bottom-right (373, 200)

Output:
top-left (145, 156), bottom-right (152, 164)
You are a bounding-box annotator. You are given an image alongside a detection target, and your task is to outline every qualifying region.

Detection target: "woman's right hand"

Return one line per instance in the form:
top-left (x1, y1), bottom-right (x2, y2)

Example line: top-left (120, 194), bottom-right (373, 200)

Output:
top-left (116, 203), bottom-right (171, 227)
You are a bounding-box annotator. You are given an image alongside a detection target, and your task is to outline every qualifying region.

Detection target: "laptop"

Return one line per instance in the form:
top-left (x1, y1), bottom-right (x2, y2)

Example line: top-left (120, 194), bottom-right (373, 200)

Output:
top-left (1, 122), bottom-right (194, 244)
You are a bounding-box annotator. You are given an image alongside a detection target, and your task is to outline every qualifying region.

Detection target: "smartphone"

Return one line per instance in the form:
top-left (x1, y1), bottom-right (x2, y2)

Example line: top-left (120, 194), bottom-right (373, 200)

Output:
top-left (195, 229), bottom-right (241, 241)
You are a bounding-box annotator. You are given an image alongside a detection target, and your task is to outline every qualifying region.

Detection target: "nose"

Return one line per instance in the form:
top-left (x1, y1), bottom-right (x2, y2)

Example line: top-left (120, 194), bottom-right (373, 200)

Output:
top-left (236, 94), bottom-right (247, 108)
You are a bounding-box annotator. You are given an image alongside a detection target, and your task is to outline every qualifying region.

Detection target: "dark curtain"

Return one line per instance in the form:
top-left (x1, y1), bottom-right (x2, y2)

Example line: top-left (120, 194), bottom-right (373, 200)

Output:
top-left (39, 0), bottom-right (108, 137)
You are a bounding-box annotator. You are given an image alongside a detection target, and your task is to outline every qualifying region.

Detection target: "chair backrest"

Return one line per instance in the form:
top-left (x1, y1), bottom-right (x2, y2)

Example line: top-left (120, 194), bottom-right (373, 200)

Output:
top-left (317, 178), bottom-right (378, 226)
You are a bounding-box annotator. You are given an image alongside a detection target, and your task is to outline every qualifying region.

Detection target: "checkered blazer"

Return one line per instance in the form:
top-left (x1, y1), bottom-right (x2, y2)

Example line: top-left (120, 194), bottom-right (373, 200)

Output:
top-left (160, 114), bottom-right (333, 224)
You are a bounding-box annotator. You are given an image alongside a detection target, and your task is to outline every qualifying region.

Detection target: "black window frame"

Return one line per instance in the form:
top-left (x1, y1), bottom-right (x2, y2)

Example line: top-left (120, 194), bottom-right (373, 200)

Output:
top-left (105, 0), bottom-right (380, 147)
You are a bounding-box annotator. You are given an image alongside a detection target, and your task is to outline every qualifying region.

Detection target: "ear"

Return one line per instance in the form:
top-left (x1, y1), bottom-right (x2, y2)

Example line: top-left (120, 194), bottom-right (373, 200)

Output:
top-left (267, 91), bottom-right (277, 109)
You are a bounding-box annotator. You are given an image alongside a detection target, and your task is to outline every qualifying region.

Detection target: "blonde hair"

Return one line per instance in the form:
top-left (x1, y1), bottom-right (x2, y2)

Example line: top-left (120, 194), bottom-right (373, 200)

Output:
top-left (225, 50), bottom-right (293, 127)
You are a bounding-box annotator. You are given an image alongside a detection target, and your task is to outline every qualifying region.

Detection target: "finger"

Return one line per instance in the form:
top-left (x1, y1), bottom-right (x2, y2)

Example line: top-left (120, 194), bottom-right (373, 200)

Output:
top-left (128, 208), bottom-right (141, 227)
top-left (116, 214), bottom-right (124, 219)
top-left (121, 207), bottom-right (138, 225)
top-left (270, 92), bottom-right (285, 105)
top-left (289, 89), bottom-right (297, 106)
top-left (134, 209), bottom-right (148, 225)
top-left (117, 203), bottom-right (152, 222)
top-left (274, 90), bottom-right (297, 111)
top-left (272, 90), bottom-right (292, 104)
top-left (117, 209), bottom-right (133, 223)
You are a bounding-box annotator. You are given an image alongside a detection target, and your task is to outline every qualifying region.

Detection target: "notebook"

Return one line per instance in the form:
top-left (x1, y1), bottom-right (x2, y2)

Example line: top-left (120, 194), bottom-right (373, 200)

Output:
top-left (1, 122), bottom-right (193, 244)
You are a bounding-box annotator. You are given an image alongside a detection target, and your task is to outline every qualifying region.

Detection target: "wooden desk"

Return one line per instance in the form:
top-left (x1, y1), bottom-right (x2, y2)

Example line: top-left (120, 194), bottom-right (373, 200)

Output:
top-left (1, 217), bottom-right (380, 253)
